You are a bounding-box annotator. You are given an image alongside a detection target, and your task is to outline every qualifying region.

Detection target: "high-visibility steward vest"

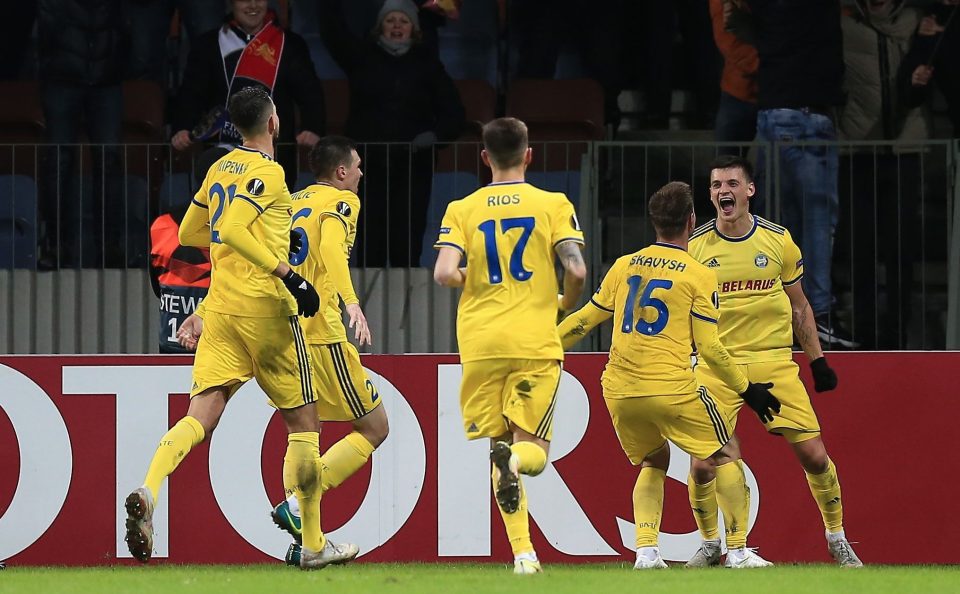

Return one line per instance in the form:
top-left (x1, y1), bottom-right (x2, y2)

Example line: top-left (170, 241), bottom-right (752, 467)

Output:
top-left (150, 213), bottom-right (211, 353)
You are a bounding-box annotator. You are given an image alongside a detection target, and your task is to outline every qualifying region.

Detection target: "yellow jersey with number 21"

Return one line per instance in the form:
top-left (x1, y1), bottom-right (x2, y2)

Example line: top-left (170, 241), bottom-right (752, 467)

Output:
top-left (192, 146), bottom-right (296, 318)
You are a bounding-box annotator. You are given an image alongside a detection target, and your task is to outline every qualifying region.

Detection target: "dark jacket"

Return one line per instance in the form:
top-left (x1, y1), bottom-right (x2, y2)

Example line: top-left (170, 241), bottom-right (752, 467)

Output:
top-left (37, 0), bottom-right (127, 86)
top-left (172, 17), bottom-right (325, 144)
top-left (319, 0), bottom-right (464, 142)
top-left (838, 0), bottom-right (930, 144)
top-left (741, 0), bottom-right (845, 110)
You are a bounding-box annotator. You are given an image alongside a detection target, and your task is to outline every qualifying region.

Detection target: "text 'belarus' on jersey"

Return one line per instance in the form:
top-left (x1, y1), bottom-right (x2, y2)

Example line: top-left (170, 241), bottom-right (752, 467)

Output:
top-left (592, 243), bottom-right (720, 398)
top-left (434, 181), bottom-right (584, 362)
top-left (290, 183), bottom-right (361, 344)
top-left (688, 216), bottom-right (803, 363)
top-left (192, 146), bottom-right (296, 318)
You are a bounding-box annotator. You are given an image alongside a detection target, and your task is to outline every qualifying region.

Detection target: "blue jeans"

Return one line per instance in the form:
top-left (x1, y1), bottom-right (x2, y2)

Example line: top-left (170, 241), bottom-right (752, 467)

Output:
top-left (755, 108), bottom-right (839, 316)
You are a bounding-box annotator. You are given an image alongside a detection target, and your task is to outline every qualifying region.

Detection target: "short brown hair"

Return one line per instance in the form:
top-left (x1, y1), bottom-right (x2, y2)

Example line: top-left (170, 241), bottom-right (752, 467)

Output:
top-left (648, 181), bottom-right (694, 239)
top-left (308, 135), bottom-right (356, 179)
top-left (482, 117), bottom-right (528, 169)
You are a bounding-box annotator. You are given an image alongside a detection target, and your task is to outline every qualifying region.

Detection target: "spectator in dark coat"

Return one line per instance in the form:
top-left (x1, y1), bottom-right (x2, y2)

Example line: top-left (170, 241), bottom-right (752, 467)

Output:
top-left (171, 0), bottom-right (325, 188)
top-left (319, 0), bottom-right (466, 267)
top-left (835, 0), bottom-right (932, 349)
top-left (37, 0), bottom-right (127, 268)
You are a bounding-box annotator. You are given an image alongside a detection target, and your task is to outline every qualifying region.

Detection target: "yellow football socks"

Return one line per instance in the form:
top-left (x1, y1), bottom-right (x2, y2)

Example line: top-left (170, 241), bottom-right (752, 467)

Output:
top-left (715, 460), bottom-right (750, 549)
top-left (688, 475), bottom-right (721, 541)
top-left (143, 415), bottom-right (205, 502)
top-left (633, 468), bottom-right (666, 548)
top-left (511, 441), bottom-right (548, 476)
top-left (320, 432), bottom-right (376, 493)
top-left (806, 458), bottom-right (844, 533)
top-left (493, 472), bottom-right (533, 555)
top-left (284, 432), bottom-right (325, 552)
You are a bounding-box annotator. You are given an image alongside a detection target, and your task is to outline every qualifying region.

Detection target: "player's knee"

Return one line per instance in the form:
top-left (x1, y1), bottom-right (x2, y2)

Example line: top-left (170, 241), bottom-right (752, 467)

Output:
top-left (690, 457), bottom-right (716, 483)
top-left (356, 407), bottom-right (389, 448)
top-left (642, 443), bottom-right (670, 471)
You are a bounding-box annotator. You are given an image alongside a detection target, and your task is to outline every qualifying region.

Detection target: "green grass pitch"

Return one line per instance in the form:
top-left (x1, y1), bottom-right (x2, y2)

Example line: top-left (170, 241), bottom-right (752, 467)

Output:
top-left (1, 563), bottom-right (958, 594)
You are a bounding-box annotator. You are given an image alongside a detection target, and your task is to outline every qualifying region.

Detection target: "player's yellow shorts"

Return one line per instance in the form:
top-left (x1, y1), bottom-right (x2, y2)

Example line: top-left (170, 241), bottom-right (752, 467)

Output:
top-left (459, 358), bottom-right (561, 441)
top-left (604, 387), bottom-right (732, 463)
top-left (696, 358), bottom-right (821, 443)
top-left (309, 341), bottom-right (382, 421)
top-left (191, 311), bottom-right (314, 410)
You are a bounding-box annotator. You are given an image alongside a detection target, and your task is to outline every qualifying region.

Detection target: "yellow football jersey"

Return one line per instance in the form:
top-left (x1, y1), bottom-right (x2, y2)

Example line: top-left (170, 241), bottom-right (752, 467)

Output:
top-left (191, 146), bottom-right (296, 318)
top-left (290, 183), bottom-right (361, 344)
top-left (435, 181), bottom-right (584, 362)
top-left (688, 216), bottom-right (803, 363)
top-left (592, 243), bottom-right (720, 398)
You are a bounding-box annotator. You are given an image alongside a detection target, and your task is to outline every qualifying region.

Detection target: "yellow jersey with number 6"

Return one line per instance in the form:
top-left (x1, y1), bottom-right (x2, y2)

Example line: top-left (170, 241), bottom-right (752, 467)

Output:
top-left (191, 146), bottom-right (296, 317)
top-left (290, 183), bottom-right (361, 344)
top-left (592, 242), bottom-right (720, 398)
top-left (435, 181), bottom-right (584, 363)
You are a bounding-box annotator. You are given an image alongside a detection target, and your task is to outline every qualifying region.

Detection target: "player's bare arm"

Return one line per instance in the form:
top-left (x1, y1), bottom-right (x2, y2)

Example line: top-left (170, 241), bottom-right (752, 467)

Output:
top-left (557, 302), bottom-right (612, 350)
top-left (784, 282), bottom-right (824, 361)
top-left (784, 281), bottom-right (838, 392)
top-left (555, 240), bottom-right (587, 311)
top-left (433, 247), bottom-right (466, 287)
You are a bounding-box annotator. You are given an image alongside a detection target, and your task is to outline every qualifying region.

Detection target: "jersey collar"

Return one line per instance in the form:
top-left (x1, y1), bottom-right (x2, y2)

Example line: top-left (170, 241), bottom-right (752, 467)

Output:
top-left (714, 215), bottom-right (757, 243)
top-left (653, 241), bottom-right (685, 251)
top-left (236, 145), bottom-right (275, 161)
top-left (486, 180), bottom-right (526, 186)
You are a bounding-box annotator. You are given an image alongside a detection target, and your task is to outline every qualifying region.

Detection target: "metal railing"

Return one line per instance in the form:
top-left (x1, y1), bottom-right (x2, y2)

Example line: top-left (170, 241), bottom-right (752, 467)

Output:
top-left (0, 140), bottom-right (957, 353)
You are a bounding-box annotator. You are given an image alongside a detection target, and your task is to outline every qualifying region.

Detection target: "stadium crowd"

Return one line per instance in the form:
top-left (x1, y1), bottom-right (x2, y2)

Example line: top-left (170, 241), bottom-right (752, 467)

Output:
top-left (1, 0), bottom-right (958, 350)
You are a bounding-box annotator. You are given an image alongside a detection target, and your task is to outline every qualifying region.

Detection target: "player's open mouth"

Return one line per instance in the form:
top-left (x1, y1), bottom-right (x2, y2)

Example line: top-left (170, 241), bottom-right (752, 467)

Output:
top-left (719, 196), bottom-right (736, 215)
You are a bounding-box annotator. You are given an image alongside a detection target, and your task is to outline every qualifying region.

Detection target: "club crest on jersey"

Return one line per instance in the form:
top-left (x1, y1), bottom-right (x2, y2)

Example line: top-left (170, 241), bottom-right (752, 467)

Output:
top-left (246, 178), bottom-right (265, 196)
top-left (336, 201), bottom-right (352, 217)
top-left (754, 253), bottom-right (769, 268)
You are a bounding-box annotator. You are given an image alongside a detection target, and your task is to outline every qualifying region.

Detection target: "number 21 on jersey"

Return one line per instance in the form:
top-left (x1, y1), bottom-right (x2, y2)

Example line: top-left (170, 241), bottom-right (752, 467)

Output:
top-left (621, 275), bottom-right (673, 336)
top-left (209, 182), bottom-right (237, 244)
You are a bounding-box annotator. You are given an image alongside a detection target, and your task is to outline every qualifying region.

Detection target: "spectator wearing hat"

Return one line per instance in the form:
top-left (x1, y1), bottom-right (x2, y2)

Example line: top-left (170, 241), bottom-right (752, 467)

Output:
top-left (318, 0), bottom-right (465, 267)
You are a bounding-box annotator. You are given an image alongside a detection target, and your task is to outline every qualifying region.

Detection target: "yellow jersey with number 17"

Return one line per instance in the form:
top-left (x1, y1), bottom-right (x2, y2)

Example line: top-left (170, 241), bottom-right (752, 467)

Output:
top-left (191, 146), bottom-right (296, 318)
top-left (435, 181), bottom-right (584, 363)
top-left (290, 183), bottom-right (361, 344)
top-left (592, 242), bottom-right (721, 398)
top-left (688, 216), bottom-right (803, 363)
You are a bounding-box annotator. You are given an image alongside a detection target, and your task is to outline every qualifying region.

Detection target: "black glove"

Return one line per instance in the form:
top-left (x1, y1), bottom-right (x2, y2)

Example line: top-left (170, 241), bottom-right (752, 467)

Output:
top-left (288, 229), bottom-right (303, 261)
top-left (739, 381), bottom-right (781, 423)
top-left (281, 269), bottom-right (320, 317)
top-left (810, 356), bottom-right (837, 393)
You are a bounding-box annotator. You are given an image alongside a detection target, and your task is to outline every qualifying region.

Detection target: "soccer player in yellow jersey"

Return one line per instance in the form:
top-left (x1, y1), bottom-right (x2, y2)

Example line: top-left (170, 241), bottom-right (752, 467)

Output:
top-left (684, 155), bottom-right (862, 568)
top-left (266, 136), bottom-right (390, 559)
top-left (433, 117), bottom-right (587, 575)
top-left (558, 181), bottom-right (780, 570)
top-left (124, 87), bottom-right (358, 570)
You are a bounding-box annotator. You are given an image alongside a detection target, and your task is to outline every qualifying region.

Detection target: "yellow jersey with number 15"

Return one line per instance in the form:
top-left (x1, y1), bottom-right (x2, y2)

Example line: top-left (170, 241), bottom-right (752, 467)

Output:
top-left (290, 183), bottom-right (361, 344)
top-left (191, 146), bottom-right (296, 318)
top-left (688, 216), bottom-right (803, 363)
top-left (592, 242), bottom-right (721, 398)
top-left (435, 181), bottom-right (584, 363)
